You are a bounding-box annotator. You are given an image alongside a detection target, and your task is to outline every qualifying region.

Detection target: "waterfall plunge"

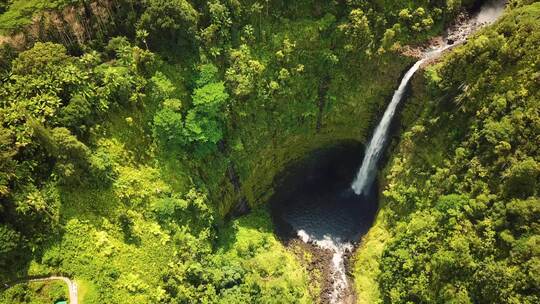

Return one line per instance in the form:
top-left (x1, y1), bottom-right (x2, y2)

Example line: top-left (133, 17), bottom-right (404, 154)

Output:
top-left (350, 54), bottom-right (435, 195)
top-left (351, 0), bottom-right (506, 196)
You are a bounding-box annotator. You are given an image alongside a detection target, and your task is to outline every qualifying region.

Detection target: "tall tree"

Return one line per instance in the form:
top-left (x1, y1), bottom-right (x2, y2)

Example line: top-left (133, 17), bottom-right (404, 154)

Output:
top-left (137, 0), bottom-right (198, 49)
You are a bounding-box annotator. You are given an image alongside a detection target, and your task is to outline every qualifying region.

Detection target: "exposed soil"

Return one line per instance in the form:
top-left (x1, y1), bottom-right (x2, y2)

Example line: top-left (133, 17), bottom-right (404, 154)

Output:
top-left (399, 10), bottom-right (475, 59)
top-left (287, 238), bottom-right (357, 304)
top-left (400, 1), bottom-right (503, 60)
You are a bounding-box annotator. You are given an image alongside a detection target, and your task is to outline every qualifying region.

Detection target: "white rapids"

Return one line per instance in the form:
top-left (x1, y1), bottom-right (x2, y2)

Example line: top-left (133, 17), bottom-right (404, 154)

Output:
top-left (298, 230), bottom-right (353, 304)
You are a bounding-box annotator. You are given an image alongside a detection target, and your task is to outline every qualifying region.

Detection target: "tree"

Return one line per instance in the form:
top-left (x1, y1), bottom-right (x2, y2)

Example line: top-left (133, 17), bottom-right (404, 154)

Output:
top-left (152, 100), bottom-right (186, 150)
top-left (195, 64), bottom-right (220, 88)
top-left (339, 9), bottom-right (373, 53)
top-left (200, 0), bottom-right (233, 58)
top-left (225, 45), bottom-right (265, 99)
top-left (57, 95), bottom-right (92, 132)
top-left (10, 42), bottom-right (69, 75)
top-left (0, 225), bottom-right (22, 271)
top-left (503, 159), bottom-right (539, 199)
top-left (0, 0), bottom-right (10, 14)
top-left (32, 124), bottom-right (91, 183)
top-left (151, 72), bottom-right (176, 101)
top-left (184, 82), bottom-right (229, 154)
top-left (0, 42), bottom-right (93, 144)
top-left (152, 64), bottom-right (229, 155)
top-left (0, 127), bottom-right (17, 198)
top-left (137, 0), bottom-right (198, 48)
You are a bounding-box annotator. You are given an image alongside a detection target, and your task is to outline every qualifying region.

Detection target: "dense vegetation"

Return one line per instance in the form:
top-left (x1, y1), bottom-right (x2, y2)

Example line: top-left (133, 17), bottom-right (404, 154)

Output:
top-left (0, 0), bottom-right (537, 303)
top-left (354, 1), bottom-right (540, 303)
top-left (1, 280), bottom-right (67, 303)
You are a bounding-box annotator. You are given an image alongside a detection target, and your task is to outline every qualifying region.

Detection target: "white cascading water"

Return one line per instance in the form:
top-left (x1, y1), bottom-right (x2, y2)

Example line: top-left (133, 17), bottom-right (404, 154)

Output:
top-left (350, 47), bottom-right (450, 195)
top-left (351, 0), bottom-right (506, 196)
top-left (298, 230), bottom-right (353, 304)
top-left (351, 57), bottom-right (426, 195)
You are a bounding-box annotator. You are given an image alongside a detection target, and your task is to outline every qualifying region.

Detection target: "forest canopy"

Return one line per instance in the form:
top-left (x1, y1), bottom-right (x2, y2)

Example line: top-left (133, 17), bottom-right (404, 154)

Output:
top-left (0, 0), bottom-right (538, 303)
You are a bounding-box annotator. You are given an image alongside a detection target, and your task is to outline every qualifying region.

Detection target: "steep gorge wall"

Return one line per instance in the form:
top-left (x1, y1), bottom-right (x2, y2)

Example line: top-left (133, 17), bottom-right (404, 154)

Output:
top-left (213, 53), bottom-right (413, 216)
top-left (0, 0), bottom-right (476, 218)
top-left (0, 0), bottom-right (123, 50)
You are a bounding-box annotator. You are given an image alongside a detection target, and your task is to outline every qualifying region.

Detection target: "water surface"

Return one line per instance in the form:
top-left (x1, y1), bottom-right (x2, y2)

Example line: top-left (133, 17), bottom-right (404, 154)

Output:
top-left (271, 142), bottom-right (378, 244)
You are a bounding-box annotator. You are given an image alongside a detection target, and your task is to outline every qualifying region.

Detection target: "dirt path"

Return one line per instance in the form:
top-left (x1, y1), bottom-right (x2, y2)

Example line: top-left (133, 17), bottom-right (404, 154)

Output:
top-left (18, 276), bottom-right (78, 304)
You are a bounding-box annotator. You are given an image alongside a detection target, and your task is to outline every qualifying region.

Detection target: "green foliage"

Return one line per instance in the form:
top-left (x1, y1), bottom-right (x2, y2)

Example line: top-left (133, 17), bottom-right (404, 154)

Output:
top-left (339, 9), bottom-right (373, 53)
top-left (503, 159), bottom-right (539, 199)
top-left (32, 126), bottom-right (90, 168)
top-left (0, 0), bottom-right (77, 33)
top-left (185, 81), bottom-right (229, 147)
top-left (1, 42), bottom-right (74, 140)
top-left (0, 280), bottom-right (68, 304)
top-left (0, 126), bottom-right (16, 198)
top-left (1, 1), bottom-right (530, 303)
top-left (200, 0), bottom-right (234, 57)
top-left (196, 64), bottom-right (220, 88)
top-left (0, 0), bottom-right (9, 15)
top-left (152, 64), bottom-right (228, 156)
top-left (152, 106), bottom-right (186, 149)
top-left (225, 45), bottom-right (265, 99)
top-left (160, 209), bottom-right (312, 303)
top-left (0, 225), bottom-right (22, 271)
top-left (342, 0), bottom-right (471, 52)
top-left (137, 0), bottom-right (198, 48)
top-left (13, 181), bottom-right (60, 225)
top-left (367, 3), bottom-right (540, 304)
top-left (12, 42), bottom-right (69, 74)
top-left (0, 37), bottom-right (155, 271)
top-left (57, 95), bottom-right (92, 131)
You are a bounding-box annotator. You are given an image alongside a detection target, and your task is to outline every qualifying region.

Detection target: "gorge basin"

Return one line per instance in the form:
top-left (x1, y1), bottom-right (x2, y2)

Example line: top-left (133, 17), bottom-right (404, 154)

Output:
top-left (271, 141), bottom-right (378, 244)
top-left (270, 141), bottom-right (378, 303)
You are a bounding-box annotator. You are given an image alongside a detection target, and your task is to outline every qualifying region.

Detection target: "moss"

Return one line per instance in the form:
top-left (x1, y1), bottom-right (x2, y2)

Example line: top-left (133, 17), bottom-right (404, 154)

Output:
top-left (0, 0), bottom-right (487, 302)
top-left (222, 52), bottom-right (413, 215)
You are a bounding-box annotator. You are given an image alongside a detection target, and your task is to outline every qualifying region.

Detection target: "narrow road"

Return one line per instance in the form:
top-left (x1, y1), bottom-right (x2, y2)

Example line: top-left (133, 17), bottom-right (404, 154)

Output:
top-left (25, 276), bottom-right (78, 304)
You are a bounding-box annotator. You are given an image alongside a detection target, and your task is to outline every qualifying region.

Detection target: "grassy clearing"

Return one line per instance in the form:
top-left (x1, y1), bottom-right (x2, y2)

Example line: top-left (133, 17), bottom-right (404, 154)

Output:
top-left (75, 279), bottom-right (96, 304)
top-left (0, 280), bottom-right (68, 304)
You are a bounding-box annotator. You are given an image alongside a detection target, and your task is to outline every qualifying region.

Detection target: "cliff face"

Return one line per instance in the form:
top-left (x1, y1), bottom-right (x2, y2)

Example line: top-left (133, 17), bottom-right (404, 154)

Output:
top-left (0, 1), bottom-right (120, 49)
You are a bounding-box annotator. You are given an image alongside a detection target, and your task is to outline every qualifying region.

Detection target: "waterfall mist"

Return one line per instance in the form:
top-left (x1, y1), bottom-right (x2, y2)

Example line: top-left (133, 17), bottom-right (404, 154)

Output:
top-left (476, 0), bottom-right (506, 24)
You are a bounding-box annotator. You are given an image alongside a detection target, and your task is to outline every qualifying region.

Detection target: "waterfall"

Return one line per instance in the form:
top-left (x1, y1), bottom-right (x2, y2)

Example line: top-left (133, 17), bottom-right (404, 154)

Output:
top-left (282, 3), bottom-right (508, 304)
top-left (351, 45), bottom-right (456, 196)
top-left (351, 0), bottom-right (506, 196)
top-left (351, 57), bottom-right (427, 195)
